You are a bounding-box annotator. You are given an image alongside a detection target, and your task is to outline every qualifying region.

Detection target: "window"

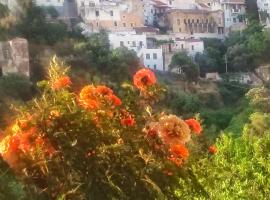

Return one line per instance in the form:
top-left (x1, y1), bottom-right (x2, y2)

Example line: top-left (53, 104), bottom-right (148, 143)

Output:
top-left (131, 23), bottom-right (133, 27)
top-left (233, 18), bottom-right (237, 23)
top-left (153, 53), bottom-right (157, 59)
top-left (181, 44), bottom-right (184, 49)
top-left (154, 64), bottom-right (157, 70)
top-left (132, 41), bottom-right (136, 47)
top-left (110, 11), bottom-right (113, 16)
top-left (120, 41), bottom-right (124, 47)
top-left (177, 19), bottom-right (180, 25)
top-left (191, 45), bottom-right (194, 50)
top-left (146, 53), bottom-right (150, 59)
top-left (95, 10), bottom-right (99, 17)
top-left (114, 21), bottom-right (117, 26)
top-left (139, 41), bottom-right (143, 47)
top-left (123, 23), bottom-right (126, 27)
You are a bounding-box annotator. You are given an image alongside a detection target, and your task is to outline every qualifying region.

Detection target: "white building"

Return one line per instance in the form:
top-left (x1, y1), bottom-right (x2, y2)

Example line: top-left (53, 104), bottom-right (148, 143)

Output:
top-left (142, 48), bottom-right (164, 71)
top-left (257, 0), bottom-right (270, 28)
top-left (35, 0), bottom-right (65, 7)
top-left (77, 0), bottom-right (144, 32)
top-left (161, 0), bottom-right (197, 9)
top-left (173, 38), bottom-right (204, 57)
top-left (220, 0), bottom-right (246, 33)
top-left (108, 32), bottom-right (164, 71)
top-left (108, 32), bottom-right (147, 53)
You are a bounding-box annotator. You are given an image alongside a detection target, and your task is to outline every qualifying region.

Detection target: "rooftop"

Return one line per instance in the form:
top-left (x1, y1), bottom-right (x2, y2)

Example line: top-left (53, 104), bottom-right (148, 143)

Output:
top-left (220, 0), bottom-right (245, 4)
top-left (134, 27), bottom-right (159, 34)
top-left (152, 0), bottom-right (171, 8)
top-left (175, 38), bottom-right (203, 42)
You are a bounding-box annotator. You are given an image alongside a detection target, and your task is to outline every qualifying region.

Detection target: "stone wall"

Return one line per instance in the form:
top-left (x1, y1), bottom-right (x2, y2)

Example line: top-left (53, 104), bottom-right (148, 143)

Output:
top-left (0, 38), bottom-right (30, 77)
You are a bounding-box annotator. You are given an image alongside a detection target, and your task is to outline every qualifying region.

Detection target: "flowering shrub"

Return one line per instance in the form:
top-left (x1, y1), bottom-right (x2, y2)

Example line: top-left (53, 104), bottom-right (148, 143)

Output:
top-left (0, 57), bottom-right (202, 199)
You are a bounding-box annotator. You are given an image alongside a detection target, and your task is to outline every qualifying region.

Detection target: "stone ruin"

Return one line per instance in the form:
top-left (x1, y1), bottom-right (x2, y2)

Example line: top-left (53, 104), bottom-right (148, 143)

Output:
top-left (0, 38), bottom-right (30, 77)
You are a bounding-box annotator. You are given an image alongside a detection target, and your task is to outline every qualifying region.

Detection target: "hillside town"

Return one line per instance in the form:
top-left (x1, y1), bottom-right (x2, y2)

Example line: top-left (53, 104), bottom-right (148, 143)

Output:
top-left (0, 0), bottom-right (269, 84)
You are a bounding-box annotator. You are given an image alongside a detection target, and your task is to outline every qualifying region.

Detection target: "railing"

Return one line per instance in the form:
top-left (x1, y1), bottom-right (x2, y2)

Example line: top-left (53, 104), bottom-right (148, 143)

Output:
top-left (231, 9), bottom-right (241, 14)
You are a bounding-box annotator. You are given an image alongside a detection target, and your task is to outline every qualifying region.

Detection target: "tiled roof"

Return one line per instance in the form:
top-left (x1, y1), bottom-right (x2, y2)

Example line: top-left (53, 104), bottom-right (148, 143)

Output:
top-left (153, 0), bottom-right (171, 8)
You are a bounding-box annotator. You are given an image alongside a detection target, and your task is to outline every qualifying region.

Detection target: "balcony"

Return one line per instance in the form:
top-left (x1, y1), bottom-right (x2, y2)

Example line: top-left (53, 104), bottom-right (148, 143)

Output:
top-left (231, 9), bottom-right (241, 14)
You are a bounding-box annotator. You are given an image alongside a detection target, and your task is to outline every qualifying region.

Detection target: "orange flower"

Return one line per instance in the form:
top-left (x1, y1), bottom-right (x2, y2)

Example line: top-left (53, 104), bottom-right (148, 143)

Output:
top-left (79, 85), bottom-right (122, 110)
top-left (19, 127), bottom-right (36, 152)
top-left (109, 94), bottom-right (122, 106)
top-left (8, 135), bottom-right (20, 153)
top-left (121, 116), bottom-right (136, 127)
top-left (18, 120), bottom-right (30, 130)
top-left (208, 145), bottom-right (217, 154)
top-left (79, 86), bottom-right (99, 110)
top-left (96, 85), bottom-right (113, 96)
top-left (133, 69), bottom-right (156, 90)
top-left (169, 144), bottom-right (189, 160)
top-left (52, 76), bottom-right (72, 90)
top-left (185, 119), bottom-right (202, 135)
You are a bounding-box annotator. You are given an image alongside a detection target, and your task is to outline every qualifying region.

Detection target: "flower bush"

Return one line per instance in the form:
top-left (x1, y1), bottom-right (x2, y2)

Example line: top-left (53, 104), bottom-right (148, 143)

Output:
top-left (0, 57), bottom-right (202, 199)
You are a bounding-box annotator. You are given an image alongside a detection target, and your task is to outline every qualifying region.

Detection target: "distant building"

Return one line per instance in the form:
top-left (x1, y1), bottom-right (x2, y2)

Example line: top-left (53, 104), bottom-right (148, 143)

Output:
top-left (0, 38), bottom-right (30, 77)
top-left (173, 38), bottom-right (204, 56)
top-left (156, 37), bottom-right (204, 70)
top-left (35, 0), bottom-right (65, 8)
top-left (205, 72), bottom-right (222, 81)
top-left (227, 73), bottom-right (253, 84)
top-left (142, 48), bottom-right (164, 71)
top-left (165, 8), bottom-right (225, 37)
top-left (142, 0), bottom-right (171, 26)
top-left (134, 26), bottom-right (159, 35)
top-left (108, 32), bottom-right (147, 52)
top-left (257, 0), bottom-right (270, 28)
top-left (77, 0), bottom-right (144, 32)
top-left (161, 0), bottom-right (197, 9)
top-left (220, 0), bottom-right (246, 33)
top-left (108, 32), bottom-right (164, 71)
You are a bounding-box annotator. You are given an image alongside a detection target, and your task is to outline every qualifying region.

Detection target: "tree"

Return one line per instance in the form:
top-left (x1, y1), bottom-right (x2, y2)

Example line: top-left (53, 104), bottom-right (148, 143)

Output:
top-left (74, 31), bottom-right (140, 83)
top-left (14, 1), bottom-right (67, 44)
top-left (226, 44), bottom-right (255, 72)
top-left (0, 74), bottom-right (34, 101)
top-left (0, 3), bottom-right (11, 40)
top-left (74, 30), bottom-right (111, 70)
top-left (169, 52), bottom-right (199, 82)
